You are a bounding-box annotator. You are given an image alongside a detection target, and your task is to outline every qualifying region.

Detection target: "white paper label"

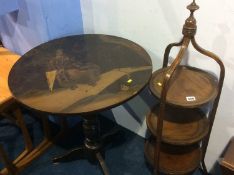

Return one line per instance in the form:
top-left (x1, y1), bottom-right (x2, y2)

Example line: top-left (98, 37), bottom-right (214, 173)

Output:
top-left (186, 96), bottom-right (196, 102)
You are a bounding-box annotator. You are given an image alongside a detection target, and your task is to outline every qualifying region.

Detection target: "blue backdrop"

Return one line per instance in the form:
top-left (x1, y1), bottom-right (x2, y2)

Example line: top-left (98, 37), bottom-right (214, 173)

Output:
top-left (0, 0), bottom-right (84, 55)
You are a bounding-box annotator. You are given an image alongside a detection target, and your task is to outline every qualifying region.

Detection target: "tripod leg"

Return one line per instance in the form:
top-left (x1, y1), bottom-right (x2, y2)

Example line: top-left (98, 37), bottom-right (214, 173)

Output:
top-left (53, 146), bottom-right (85, 163)
top-left (96, 152), bottom-right (110, 175)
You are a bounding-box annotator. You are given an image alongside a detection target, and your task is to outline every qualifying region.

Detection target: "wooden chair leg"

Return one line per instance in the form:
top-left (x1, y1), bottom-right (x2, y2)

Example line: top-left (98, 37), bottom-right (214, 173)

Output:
top-left (40, 113), bottom-right (68, 139)
top-left (14, 108), bottom-right (33, 152)
top-left (12, 108), bottom-right (33, 163)
top-left (1, 112), bottom-right (68, 174)
top-left (0, 144), bottom-right (17, 175)
top-left (41, 114), bottom-right (52, 140)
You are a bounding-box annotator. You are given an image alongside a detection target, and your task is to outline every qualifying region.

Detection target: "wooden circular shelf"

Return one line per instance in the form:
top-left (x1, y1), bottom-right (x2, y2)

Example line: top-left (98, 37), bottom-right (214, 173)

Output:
top-left (149, 65), bottom-right (218, 107)
top-left (146, 106), bottom-right (209, 145)
top-left (144, 140), bottom-right (201, 175)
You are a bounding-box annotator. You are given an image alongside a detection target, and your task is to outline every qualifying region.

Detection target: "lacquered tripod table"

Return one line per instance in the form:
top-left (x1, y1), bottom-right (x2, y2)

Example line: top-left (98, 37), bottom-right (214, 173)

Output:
top-left (8, 34), bottom-right (152, 174)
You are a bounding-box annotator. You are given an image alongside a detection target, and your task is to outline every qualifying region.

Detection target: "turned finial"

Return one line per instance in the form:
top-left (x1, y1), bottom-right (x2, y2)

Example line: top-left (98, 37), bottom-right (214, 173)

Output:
top-left (182, 0), bottom-right (199, 38)
top-left (187, 0), bottom-right (199, 14)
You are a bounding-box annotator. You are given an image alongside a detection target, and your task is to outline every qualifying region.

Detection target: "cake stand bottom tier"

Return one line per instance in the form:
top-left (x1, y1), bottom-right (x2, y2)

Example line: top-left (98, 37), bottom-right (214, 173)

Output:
top-left (144, 140), bottom-right (201, 175)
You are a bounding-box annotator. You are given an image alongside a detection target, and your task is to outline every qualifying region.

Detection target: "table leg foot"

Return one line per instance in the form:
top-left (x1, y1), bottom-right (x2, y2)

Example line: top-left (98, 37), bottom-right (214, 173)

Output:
top-left (53, 146), bottom-right (85, 163)
top-left (96, 152), bottom-right (110, 175)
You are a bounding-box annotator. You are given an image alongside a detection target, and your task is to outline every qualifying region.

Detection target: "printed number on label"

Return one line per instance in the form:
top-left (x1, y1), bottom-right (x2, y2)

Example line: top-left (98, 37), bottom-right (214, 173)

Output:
top-left (186, 96), bottom-right (196, 102)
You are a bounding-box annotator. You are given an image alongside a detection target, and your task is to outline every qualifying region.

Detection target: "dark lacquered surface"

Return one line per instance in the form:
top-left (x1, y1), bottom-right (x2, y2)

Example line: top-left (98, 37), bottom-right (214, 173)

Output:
top-left (9, 34), bottom-right (152, 115)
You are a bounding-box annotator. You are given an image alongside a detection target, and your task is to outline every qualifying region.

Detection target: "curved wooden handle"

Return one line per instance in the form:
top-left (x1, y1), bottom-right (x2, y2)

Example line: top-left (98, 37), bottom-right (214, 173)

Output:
top-left (191, 37), bottom-right (225, 169)
top-left (154, 37), bottom-right (190, 172)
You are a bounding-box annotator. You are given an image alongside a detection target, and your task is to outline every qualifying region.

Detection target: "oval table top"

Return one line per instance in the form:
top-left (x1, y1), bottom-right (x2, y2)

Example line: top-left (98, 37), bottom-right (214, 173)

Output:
top-left (9, 34), bottom-right (152, 115)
